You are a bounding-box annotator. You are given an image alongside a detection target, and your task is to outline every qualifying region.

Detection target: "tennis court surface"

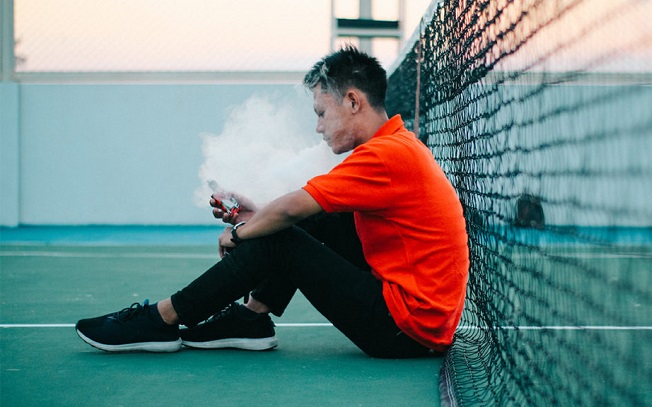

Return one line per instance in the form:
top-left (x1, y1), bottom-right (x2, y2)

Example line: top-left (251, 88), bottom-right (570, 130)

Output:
top-left (1, 227), bottom-right (442, 406)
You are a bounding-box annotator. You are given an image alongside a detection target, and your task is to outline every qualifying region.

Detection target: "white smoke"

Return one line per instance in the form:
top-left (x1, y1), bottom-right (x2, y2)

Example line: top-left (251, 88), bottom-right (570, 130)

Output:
top-left (194, 92), bottom-right (345, 207)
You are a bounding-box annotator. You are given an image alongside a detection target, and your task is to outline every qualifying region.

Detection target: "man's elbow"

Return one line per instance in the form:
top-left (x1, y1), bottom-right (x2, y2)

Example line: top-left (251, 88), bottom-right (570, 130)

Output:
top-left (282, 190), bottom-right (322, 222)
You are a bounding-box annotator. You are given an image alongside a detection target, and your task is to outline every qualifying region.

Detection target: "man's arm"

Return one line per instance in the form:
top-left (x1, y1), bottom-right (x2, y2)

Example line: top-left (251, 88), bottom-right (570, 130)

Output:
top-left (239, 189), bottom-right (322, 238)
top-left (218, 189), bottom-right (322, 253)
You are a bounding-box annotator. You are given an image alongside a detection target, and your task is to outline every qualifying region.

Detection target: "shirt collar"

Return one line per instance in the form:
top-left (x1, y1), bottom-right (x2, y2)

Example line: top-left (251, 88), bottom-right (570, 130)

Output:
top-left (372, 115), bottom-right (405, 139)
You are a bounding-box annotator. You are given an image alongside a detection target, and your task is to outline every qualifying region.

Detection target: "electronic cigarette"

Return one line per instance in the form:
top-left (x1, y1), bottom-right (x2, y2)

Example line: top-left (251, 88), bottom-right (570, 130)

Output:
top-left (208, 180), bottom-right (241, 217)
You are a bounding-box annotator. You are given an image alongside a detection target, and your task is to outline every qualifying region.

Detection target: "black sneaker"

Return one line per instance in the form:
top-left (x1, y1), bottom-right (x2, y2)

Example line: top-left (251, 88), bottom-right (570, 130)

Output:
top-left (180, 303), bottom-right (278, 351)
top-left (76, 299), bottom-right (181, 352)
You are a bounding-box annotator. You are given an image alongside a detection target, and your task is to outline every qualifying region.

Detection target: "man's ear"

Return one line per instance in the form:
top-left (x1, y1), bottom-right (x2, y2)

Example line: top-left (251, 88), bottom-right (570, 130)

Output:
top-left (347, 91), bottom-right (361, 113)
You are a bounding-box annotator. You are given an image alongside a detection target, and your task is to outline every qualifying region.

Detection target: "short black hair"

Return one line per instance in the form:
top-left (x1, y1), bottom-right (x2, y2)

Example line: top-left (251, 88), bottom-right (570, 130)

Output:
top-left (303, 45), bottom-right (387, 111)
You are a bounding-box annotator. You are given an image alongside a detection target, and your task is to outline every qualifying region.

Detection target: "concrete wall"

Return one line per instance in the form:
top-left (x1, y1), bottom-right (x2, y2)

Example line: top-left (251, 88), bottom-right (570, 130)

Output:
top-left (2, 80), bottom-right (650, 227)
top-left (1, 82), bottom-right (314, 226)
top-left (0, 83), bottom-right (20, 226)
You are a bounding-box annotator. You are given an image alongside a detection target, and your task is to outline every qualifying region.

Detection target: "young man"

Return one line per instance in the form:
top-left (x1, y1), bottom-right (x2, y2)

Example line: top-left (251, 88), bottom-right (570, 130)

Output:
top-left (76, 46), bottom-right (469, 358)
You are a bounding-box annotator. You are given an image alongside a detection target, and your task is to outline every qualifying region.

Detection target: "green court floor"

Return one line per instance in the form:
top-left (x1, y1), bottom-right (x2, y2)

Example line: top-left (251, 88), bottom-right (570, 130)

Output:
top-left (1, 242), bottom-right (442, 406)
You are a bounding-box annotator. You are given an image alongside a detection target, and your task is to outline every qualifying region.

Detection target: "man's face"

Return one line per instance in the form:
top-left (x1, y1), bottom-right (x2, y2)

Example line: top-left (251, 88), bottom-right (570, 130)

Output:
top-left (312, 84), bottom-right (357, 155)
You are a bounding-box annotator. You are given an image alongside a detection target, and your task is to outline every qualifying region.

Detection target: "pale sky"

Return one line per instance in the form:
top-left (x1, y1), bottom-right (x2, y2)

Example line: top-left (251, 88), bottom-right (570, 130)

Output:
top-left (492, 0), bottom-right (652, 73)
top-left (14, 0), bottom-right (433, 72)
top-left (12, 0), bottom-right (651, 74)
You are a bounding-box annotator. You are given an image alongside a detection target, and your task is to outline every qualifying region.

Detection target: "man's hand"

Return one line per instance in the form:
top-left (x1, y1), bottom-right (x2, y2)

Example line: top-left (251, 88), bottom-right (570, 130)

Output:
top-left (210, 192), bottom-right (258, 225)
top-left (215, 189), bottom-right (323, 257)
top-left (218, 227), bottom-right (236, 258)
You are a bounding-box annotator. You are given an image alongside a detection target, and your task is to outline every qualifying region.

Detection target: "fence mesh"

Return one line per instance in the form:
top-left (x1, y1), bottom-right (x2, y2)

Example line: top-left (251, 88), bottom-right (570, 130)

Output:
top-left (387, 0), bottom-right (651, 405)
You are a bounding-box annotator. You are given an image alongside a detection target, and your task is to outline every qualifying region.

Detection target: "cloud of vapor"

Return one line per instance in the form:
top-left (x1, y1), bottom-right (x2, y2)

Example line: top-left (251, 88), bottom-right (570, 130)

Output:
top-left (194, 92), bottom-right (345, 207)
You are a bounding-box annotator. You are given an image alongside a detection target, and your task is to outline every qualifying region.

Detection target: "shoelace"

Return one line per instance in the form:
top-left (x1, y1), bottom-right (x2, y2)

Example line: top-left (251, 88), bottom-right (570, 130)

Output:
top-left (203, 302), bottom-right (274, 327)
top-left (206, 302), bottom-right (239, 322)
top-left (111, 299), bottom-right (150, 322)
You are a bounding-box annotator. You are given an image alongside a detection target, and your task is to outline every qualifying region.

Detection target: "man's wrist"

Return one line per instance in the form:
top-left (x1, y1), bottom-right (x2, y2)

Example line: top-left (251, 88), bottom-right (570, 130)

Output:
top-left (230, 221), bottom-right (246, 244)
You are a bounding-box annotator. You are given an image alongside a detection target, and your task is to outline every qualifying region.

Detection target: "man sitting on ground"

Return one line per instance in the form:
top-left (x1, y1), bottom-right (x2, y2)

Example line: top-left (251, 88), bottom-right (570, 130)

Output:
top-left (76, 46), bottom-right (469, 358)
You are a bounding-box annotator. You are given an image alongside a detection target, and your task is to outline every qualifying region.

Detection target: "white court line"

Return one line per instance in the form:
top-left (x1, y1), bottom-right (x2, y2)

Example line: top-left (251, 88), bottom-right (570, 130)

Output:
top-left (562, 253), bottom-right (651, 259)
top-left (0, 323), bottom-right (334, 328)
top-left (0, 251), bottom-right (217, 259)
top-left (1, 324), bottom-right (76, 328)
top-left (457, 325), bottom-right (652, 331)
top-left (1, 323), bottom-right (651, 330)
top-left (4, 251), bottom-right (650, 260)
top-left (510, 252), bottom-right (651, 259)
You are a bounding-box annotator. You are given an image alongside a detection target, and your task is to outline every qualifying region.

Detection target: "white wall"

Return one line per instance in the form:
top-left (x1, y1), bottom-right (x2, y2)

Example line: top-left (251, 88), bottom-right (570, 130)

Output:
top-left (2, 80), bottom-right (650, 227)
top-left (0, 83), bottom-right (20, 226)
top-left (1, 82), bottom-right (314, 226)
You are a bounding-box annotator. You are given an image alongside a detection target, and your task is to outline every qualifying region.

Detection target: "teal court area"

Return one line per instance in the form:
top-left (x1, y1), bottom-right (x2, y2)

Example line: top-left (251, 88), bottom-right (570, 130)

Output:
top-left (0, 227), bottom-right (442, 407)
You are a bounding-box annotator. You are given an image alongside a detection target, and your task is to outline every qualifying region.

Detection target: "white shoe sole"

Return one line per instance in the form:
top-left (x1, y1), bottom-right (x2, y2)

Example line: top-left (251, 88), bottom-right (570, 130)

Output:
top-left (182, 336), bottom-right (278, 351)
top-left (77, 330), bottom-right (182, 353)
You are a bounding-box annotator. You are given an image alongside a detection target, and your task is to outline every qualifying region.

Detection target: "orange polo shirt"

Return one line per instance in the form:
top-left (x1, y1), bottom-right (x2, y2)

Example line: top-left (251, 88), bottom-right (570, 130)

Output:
top-left (303, 115), bottom-right (469, 351)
